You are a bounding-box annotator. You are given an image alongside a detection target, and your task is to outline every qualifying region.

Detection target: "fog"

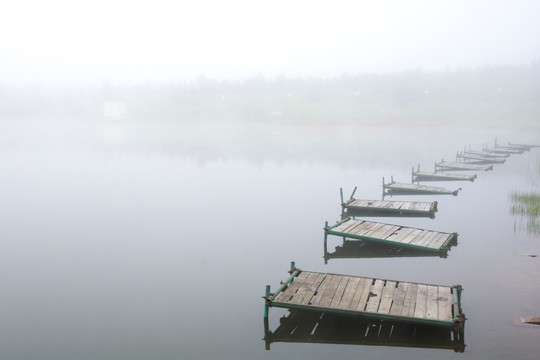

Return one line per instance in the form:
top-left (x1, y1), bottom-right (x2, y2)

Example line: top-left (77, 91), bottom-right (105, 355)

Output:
top-left (2, 2), bottom-right (540, 360)
top-left (1, 0), bottom-right (539, 86)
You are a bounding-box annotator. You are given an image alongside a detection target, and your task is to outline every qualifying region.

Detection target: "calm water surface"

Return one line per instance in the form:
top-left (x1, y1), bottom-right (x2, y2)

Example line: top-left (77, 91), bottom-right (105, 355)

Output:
top-left (1, 119), bottom-right (539, 359)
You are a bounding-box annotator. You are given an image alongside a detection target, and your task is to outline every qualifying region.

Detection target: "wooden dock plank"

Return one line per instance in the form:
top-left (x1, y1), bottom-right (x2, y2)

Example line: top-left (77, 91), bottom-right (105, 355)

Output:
top-left (336, 276), bottom-right (362, 310)
top-left (312, 274), bottom-right (342, 307)
top-left (413, 284), bottom-right (428, 318)
top-left (415, 231), bottom-right (440, 247)
top-left (329, 276), bottom-right (351, 308)
top-left (369, 224), bottom-right (400, 239)
top-left (426, 285), bottom-right (439, 320)
top-left (333, 220), bottom-right (363, 234)
top-left (426, 233), bottom-right (452, 249)
top-left (378, 281), bottom-right (397, 314)
top-left (356, 222), bottom-right (385, 237)
top-left (351, 221), bottom-right (378, 236)
top-left (349, 278), bottom-right (372, 311)
top-left (389, 282), bottom-right (409, 316)
top-left (400, 283), bottom-right (419, 317)
top-left (365, 279), bottom-right (385, 313)
top-left (399, 229), bottom-right (425, 245)
top-left (275, 272), bottom-right (311, 303)
top-left (386, 227), bottom-right (417, 242)
top-left (438, 286), bottom-right (453, 321)
top-left (288, 272), bottom-right (324, 305)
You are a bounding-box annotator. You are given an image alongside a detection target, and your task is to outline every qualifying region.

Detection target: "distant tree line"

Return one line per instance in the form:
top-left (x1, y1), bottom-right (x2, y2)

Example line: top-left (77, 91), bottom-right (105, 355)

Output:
top-left (1, 62), bottom-right (539, 126)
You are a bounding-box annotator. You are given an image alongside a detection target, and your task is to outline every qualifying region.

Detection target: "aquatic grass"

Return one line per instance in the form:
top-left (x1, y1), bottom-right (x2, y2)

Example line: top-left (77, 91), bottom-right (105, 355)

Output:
top-left (509, 191), bottom-right (540, 236)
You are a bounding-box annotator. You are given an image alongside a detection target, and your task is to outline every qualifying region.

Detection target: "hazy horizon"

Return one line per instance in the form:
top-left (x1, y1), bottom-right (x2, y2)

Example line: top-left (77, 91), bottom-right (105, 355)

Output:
top-left (1, 0), bottom-right (539, 86)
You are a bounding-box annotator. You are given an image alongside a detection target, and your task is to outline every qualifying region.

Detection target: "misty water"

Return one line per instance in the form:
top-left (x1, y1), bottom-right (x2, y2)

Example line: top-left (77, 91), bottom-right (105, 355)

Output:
top-left (1, 119), bottom-right (539, 360)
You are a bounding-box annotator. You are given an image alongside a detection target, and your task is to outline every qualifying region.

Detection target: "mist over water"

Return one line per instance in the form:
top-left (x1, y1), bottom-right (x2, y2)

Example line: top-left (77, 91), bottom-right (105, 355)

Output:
top-left (1, 109), bottom-right (539, 359)
top-left (2, 1), bottom-right (540, 358)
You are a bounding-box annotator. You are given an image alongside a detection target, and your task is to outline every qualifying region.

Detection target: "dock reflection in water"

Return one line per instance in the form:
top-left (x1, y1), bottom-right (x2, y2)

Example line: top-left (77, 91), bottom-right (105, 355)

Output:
top-left (324, 239), bottom-right (449, 264)
top-left (264, 309), bottom-right (465, 352)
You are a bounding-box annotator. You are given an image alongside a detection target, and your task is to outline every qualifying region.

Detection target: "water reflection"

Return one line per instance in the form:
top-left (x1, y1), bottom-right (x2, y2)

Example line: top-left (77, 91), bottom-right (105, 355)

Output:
top-left (263, 310), bottom-right (465, 352)
top-left (324, 239), bottom-right (449, 263)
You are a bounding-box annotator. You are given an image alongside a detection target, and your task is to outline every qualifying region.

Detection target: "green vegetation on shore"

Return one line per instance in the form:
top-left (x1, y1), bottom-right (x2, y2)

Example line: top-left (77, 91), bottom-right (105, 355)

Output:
top-left (510, 190), bottom-right (540, 235)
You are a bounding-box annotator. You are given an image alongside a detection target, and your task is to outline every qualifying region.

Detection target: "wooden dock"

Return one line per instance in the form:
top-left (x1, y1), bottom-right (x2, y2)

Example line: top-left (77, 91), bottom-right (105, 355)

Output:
top-left (435, 161), bottom-right (493, 172)
top-left (483, 147), bottom-right (523, 155)
top-left (343, 199), bottom-right (437, 218)
top-left (412, 166), bottom-right (476, 183)
top-left (456, 153), bottom-right (505, 164)
top-left (340, 187), bottom-right (437, 218)
top-left (264, 262), bottom-right (465, 334)
top-left (464, 150), bottom-right (508, 159)
top-left (508, 142), bottom-right (540, 150)
top-left (325, 218), bottom-right (458, 255)
top-left (264, 309), bottom-right (465, 352)
top-left (383, 177), bottom-right (459, 196)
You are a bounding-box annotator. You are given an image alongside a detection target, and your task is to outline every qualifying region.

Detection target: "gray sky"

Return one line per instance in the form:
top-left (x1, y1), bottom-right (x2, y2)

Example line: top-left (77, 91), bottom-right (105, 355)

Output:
top-left (1, 0), bottom-right (539, 86)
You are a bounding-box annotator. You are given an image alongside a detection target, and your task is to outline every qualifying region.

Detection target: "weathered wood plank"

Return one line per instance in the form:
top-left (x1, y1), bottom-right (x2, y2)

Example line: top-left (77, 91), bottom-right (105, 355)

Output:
top-left (312, 274), bottom-right (342, 307)
top-left (275, 272), bottom-right (311, 303)
top-left (369, 225), bottom-right (400, 239)
top-left (336, 276), bottom-right (361, 310)
top-left (294, 272), bottom-right (327, 305)
top-left (426, 285), bottom-right (439, 320)
top-left (288, 272), bottom-right (323, 305)
top-left (401, 283), bottom-right (418, 317)
top-left (413, 284), bottom-right (428, 318)
top-left (386, 227), bottom-right (417, 242)
top-left (349, 278), bottom-right (372, 311)
top-left (399, 229), bottom-right (424, 244)
top-left (437, 286), bottom-right (453, 321)
top-left (329, 276), bottom-right (350, 308)
top-left (378, 281), bottom-right (397, 314)
top-left (389, 282), bottom-right (409, 316)
top-left (365, 279), bottom-right (385, 313)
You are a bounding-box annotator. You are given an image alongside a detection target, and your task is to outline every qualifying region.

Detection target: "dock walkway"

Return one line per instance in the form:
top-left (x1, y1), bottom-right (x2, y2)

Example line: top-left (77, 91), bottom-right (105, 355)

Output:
top-left (435, 161), bottom-right (493, 172)
top-left (325, 218), bottom-right (457, 255)
top-left (456, 153), bottom-right (505, 164)
top-left (383, 178), bottom-right (459, 196)
top-left (264, 262), bottom-right (465, 333)
top-left (343, 199), bottom-right (436, 217)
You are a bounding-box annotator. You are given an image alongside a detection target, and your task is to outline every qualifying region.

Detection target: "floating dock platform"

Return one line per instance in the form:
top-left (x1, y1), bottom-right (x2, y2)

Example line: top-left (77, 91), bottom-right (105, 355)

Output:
top-left (341, 187), bottom-right (437, 218)
top-left (464, 149), bottom-right (508, 159)
top-left (435, 161), bottom-right (493, 172)
top-left (263, 262), bottom-right (466, 335)
top-left (324, 218), bottom-right (457, 255)
top-left (456, 152), bottom-right (505, 164)
top-left (508, 142), bottom-right (540, 151)
top-left (412, 166), bottom-right (476, 183)
top-left (383, 177), bottom-right (459, 196)
top-left (264, 309), bottom-right (465, 352)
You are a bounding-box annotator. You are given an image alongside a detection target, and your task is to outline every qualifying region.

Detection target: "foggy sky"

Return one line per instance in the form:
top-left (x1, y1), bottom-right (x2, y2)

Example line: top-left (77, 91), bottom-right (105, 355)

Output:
top-left (1, 0), bottom-right (539, 86)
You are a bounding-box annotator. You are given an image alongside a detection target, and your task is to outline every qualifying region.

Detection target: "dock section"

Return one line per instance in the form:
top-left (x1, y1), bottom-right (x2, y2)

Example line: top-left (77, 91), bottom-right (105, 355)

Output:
top-left (341, 187), bottom-right (437, 218)
top-left (343, 199), bottom-right (437, 218)
top-left (383, 177), bottom-right (459, 196)
top-left (324, 218), bottom-right (458, 255)
top-left (456, 152), bottom-right (505, 164)
top-left (412, 166), bottom-right (476, 183)
top-left (435, 161), bottom-right (493, 172)
top-left (264, 262), bottom-right (466, 335)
